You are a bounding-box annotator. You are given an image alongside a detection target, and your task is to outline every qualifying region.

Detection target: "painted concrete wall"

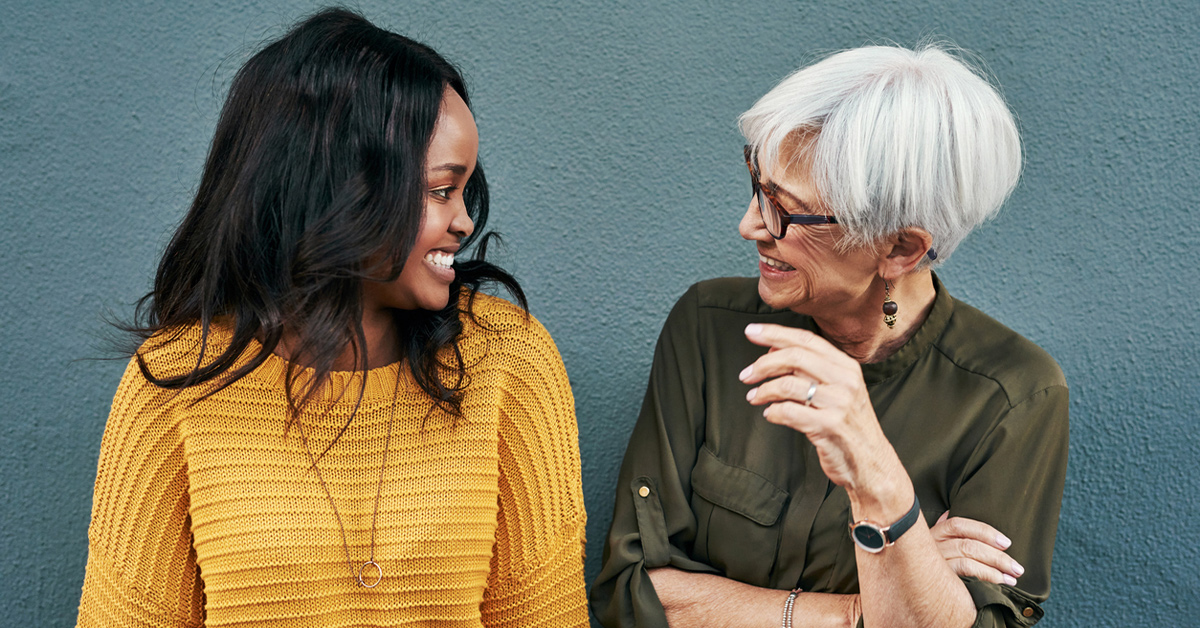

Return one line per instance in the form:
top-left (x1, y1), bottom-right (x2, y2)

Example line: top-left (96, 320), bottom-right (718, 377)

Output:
top-left (1, 0), bottom-right (1197, 625)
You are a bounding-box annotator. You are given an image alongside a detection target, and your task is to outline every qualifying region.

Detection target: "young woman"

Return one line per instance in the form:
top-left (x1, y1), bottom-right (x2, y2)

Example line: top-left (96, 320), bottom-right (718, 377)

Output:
top-left (77, 9), bottom-right (587, 627)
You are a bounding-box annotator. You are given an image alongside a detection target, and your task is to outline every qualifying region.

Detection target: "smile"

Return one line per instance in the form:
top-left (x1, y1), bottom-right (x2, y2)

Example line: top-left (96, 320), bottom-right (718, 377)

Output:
top-left (424, 251), bottom-right (455, 269)
top-left (759, 253), bottom-right (795, 271)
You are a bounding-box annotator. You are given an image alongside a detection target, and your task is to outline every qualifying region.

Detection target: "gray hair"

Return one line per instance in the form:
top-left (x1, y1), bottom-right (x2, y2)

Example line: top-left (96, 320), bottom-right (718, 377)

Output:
top-left (739, 44), bottom-right (1022, 265)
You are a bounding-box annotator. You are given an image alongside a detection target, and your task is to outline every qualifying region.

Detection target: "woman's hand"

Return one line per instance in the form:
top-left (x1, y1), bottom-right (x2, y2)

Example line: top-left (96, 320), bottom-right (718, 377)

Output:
top-left (740, 323), bottom-right (903, 496)
top-left (931, 512), bottom-right (1024, 586)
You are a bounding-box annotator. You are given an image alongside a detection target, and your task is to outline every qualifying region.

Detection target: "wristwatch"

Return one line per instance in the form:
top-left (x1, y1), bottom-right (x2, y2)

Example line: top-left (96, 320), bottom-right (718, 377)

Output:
top-left (848, 495), bottom-right (921, 553)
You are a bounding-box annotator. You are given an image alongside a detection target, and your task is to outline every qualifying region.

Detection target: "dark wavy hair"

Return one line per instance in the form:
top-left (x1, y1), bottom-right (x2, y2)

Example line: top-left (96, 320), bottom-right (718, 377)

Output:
top-left (123, 8), bottom-right (525, 433)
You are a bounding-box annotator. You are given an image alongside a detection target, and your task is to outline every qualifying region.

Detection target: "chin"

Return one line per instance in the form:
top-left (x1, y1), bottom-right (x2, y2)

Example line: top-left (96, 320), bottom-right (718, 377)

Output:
top-left (757, 279), bottom-right (811, 314)
top-left (417, 290), bottom-right (452, 312)
top-left (757, 279), bottom-right (790, 309)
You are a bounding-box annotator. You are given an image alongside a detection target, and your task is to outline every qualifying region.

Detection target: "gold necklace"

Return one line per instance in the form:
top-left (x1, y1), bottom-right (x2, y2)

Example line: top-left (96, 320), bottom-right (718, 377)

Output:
top-left (295, 375), bottom-right (399, 588)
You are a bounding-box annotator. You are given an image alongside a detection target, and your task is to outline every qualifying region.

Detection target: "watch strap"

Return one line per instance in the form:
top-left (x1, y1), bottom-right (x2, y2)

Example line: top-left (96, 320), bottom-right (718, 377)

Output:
top-left (882, 494), bottom-right (921, 544)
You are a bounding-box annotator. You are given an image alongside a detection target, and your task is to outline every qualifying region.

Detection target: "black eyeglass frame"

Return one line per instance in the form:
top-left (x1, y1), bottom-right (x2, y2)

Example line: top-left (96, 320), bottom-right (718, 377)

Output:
top-left (744, 145), bottom-right (836, 239)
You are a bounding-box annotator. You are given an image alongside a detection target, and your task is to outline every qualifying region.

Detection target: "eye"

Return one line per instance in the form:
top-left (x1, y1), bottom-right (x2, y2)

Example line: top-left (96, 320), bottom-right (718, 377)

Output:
top-left (430, 186), bottom-right (456, 201)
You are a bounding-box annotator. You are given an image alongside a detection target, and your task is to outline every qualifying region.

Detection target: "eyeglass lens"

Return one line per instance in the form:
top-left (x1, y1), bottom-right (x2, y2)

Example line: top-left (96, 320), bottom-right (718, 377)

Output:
top-left (755, 183), bottom-right (784, 238)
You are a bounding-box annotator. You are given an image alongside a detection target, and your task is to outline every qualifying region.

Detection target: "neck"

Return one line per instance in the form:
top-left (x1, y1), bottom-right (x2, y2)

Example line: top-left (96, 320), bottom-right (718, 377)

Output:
top-left (356, 305), bottom-right (402, 369)
top-left (275, 306), bottom-right (402, 371)
top-left (810, 270), bottom-right (937, 364)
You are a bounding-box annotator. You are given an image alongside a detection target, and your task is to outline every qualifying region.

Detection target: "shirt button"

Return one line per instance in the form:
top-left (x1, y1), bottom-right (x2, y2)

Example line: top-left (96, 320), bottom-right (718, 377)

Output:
top-left (638, 486), bottom-right (651, 498)
top-left (1022, 608), bottom-right (1034, 618)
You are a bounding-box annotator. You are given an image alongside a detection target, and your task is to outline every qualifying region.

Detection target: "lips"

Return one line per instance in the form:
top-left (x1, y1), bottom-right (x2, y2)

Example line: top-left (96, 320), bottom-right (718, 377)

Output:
top-left (423, 251), bottom-right (454, 269)
top-left (421, 246), bottom-right (460, 282)
top-left (759, 253), bottom-right (796, 271)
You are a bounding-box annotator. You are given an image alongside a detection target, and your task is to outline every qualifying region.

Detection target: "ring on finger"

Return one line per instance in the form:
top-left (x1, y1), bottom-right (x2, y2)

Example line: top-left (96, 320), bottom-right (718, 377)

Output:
top-left (804, 381), bottom-right (818, 407)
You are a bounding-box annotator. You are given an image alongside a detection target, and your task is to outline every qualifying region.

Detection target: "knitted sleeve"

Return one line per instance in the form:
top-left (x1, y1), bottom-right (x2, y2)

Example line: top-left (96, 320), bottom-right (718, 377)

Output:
top-left (474, 306), bottom-right (589, 628)
top-left (76, 357), bottom-right (203, 628)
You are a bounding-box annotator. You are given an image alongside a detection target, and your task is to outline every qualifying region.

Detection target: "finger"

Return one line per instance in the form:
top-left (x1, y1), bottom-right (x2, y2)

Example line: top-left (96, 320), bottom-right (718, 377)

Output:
top-left (938, 516), bottom-right (1012, 550)
top-left (945, 539), bottom-right (1024, 581)
top-left (937, 511), bottom-right (949, 524)
top-left (744, 323), bottom-right (845, 360)
top-left (945, 558), bottom-right (1014, 586)
top-left (739, 346), bottom-right (856, 386)
top-left (760, 400), bottom-right (820, 433)
top-left (747, 375), bottom-right (850, 409)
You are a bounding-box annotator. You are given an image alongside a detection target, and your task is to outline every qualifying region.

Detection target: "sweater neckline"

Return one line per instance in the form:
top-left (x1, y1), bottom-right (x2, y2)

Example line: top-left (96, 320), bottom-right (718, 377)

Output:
top-left (242, 336), bottom-right (408, 405)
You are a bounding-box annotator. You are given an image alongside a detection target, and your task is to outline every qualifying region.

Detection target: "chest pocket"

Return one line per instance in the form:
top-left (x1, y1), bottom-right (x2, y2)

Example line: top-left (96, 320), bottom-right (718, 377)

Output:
top-left (689, 447), bottom-right (788, 587)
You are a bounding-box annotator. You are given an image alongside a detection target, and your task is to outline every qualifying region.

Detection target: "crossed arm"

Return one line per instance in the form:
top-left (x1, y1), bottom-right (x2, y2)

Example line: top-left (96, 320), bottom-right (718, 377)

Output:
top-left (648, 511), bottom-right (1022, 628)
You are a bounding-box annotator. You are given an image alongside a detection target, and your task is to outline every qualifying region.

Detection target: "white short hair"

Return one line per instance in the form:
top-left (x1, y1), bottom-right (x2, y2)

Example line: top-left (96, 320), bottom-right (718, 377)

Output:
top-left (739, 44), bottom-right (1022, 265)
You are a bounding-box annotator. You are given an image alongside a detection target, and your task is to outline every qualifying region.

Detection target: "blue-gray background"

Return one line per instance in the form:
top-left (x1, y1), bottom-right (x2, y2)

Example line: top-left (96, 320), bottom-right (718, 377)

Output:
top-left (1, 0), bottom-right (1197, 626)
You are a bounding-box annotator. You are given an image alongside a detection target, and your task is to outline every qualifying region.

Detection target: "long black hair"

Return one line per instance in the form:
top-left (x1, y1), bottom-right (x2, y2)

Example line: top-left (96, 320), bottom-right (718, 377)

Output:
top-left (124, 8), bottom-right (525, 427)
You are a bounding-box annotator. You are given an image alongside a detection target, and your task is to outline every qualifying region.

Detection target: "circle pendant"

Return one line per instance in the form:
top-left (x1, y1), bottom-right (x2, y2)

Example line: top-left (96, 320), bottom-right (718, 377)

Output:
top-left (357, 561), bottom-right (383, 588)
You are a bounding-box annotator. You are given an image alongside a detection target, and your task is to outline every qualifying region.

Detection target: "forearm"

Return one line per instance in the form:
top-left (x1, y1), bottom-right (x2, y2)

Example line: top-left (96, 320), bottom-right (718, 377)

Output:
top-left (849, 472), bottom-right (976, 628)
top-left (648, 568), bottom-right (858, 628)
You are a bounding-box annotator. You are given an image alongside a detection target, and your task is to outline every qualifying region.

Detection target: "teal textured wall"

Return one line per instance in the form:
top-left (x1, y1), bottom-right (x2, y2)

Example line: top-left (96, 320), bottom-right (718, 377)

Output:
top-left (1, 0), bottom-right (1197, 625)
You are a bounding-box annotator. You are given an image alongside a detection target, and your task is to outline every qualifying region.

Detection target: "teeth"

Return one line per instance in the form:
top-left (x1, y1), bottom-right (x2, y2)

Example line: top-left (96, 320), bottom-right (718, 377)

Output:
top-left (424, 252), bottom-right (455, 268)
top-left (759, 254), bottom-right (795, 271)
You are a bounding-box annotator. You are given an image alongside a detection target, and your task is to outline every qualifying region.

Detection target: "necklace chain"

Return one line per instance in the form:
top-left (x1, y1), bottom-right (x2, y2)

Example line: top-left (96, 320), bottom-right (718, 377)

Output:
top-left (296, 375), bottom-right (399, 588)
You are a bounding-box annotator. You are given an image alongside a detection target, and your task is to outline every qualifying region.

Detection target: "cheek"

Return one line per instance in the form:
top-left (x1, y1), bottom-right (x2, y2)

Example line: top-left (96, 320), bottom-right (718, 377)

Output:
top-left (777, 235), bottom-right (824, 268)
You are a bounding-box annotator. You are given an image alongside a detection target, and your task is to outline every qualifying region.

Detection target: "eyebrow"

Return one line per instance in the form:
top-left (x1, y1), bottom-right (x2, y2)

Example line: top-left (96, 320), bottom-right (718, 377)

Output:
top-left (430, 163), bottom-right (468, 175)
top-left (763, 180), bottom-right (816, 214)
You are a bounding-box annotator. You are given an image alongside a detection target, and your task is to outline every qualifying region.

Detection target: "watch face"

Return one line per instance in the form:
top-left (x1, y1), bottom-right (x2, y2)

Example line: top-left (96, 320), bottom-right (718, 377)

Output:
top-left (852, 524), bottom-right (886, 552)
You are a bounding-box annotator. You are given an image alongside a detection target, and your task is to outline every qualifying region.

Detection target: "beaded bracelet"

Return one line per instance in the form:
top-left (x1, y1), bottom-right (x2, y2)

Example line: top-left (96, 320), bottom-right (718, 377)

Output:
top-left (782, 587), bottom-right (802, 628)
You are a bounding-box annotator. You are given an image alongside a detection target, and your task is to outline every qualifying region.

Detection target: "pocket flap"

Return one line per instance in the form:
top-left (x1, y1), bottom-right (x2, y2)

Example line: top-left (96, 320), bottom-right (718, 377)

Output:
top-left (691, 447), bottom-right (788, 526)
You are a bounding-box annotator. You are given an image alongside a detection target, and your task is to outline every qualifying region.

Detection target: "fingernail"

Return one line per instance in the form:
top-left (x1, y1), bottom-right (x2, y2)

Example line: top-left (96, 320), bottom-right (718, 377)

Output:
top-left (1002, 575), bottom-right (1017, 586)
top-left (746, 387), bottom-right (757, 402)
top-left (1012, 561), bottom-right (1025, 577)
top-left (745, 324), bottom-right (762, 336)
top-left (997, 534), bottom-right (1012, 549)
top-left (739, 366), bottom-right (753, 381)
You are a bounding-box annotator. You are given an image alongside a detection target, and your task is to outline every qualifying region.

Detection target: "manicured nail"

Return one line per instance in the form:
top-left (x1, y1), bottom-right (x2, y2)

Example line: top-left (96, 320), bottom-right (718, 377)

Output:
top-left (997, 534), bottom-right (1012, 549)
top-left (1002, 575), bottom-right (1017, 586)
top-left (1012, 561), bottom-right (1025, 577)
top-left (746, 387), bottom-right (757, 402)
top-left (739, 366), bottom-right (753, 381)
top-left (745, 324), bottom-right (762, 336)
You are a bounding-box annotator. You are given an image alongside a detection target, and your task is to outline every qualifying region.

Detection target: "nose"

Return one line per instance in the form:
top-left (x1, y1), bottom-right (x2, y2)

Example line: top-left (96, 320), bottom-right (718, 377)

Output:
top-left (739, 194), bottom-right (770, 242)
top-left (450, 201), bottom-right (475, 239)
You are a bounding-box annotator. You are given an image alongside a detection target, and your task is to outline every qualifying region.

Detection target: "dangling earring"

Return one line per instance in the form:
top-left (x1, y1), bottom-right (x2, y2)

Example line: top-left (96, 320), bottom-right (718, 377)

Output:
top-left (882, 280), bottom-right (898, 328)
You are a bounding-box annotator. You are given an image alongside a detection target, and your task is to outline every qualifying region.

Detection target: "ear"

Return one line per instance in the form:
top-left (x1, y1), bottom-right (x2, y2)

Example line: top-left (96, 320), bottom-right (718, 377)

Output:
top-left (876, 228), bottom-right (934, 280)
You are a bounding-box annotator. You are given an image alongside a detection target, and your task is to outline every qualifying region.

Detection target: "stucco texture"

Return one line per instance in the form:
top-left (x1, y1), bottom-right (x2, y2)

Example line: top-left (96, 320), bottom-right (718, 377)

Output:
top-left (1, 0), bottom-right (1197, 626)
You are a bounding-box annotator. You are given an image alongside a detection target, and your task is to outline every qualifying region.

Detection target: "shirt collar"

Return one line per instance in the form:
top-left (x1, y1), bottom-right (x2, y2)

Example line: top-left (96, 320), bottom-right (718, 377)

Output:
top-left (858, 272), bottom-right (954, 385)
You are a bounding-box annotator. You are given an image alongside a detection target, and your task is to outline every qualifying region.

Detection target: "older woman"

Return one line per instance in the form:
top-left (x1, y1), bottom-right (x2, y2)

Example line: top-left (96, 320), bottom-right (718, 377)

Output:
top-left (590, 45), bottom-right (1067, 628)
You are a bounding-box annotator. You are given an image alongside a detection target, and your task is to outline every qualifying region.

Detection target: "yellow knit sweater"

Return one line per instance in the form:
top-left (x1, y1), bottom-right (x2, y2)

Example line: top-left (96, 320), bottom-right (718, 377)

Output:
top-left (77, 293), bottom-right (588, 627)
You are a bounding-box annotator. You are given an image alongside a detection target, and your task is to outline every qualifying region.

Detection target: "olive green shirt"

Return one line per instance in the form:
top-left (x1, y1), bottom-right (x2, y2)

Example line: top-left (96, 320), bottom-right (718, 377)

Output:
top-left (590, 276), bottom-right (1068, 628)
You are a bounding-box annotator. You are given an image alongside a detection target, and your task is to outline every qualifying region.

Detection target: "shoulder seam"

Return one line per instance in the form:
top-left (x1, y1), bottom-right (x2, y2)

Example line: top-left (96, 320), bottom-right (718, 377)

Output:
top-left (930, 343), bottom-right (1067, 410)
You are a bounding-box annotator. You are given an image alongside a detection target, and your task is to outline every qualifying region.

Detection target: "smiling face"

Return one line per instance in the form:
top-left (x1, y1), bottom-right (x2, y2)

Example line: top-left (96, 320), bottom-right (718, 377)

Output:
top-left (362, 88), bottom-right (478, 313)
top-left (738, 148), bottom-right (880, 317)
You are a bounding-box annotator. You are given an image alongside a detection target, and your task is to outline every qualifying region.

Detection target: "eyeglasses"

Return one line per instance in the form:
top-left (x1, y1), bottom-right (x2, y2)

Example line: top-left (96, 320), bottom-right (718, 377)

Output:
top-left (742, 145), bottom-right (938, 260)
top-left (744, 145), bottom-right (836, 239)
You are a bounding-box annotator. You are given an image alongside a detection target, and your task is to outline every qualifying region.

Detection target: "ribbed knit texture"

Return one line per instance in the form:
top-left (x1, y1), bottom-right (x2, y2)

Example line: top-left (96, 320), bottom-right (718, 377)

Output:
top-left (77, 293), bottom-right (588, 627)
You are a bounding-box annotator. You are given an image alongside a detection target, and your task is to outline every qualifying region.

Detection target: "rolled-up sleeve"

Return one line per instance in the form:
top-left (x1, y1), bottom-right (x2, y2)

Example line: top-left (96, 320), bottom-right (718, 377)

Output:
top-left (589, 286), bottom-right (719, 628)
